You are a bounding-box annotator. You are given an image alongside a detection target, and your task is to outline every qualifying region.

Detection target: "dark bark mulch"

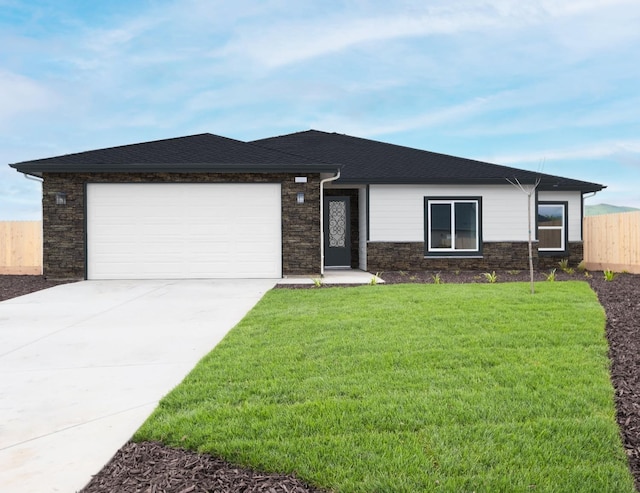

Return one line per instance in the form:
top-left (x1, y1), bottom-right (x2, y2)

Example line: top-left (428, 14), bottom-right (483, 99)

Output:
top-left (589, 273), bottom-right (640, 490)
top-left (2, 271), bottom-right (639, 492)
top-left (0, 275), bottom-right (75, 302)
top-left (80, 441), bottom-right (325, 493)
top-left (380, 268), bottom-right (578, 284)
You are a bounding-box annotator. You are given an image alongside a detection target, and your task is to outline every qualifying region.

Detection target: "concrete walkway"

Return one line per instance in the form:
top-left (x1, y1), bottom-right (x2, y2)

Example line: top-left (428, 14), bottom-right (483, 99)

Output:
top-left (278, 269), bottom-right (385, 285)
top-left (0, 279), bottom-right (276, 493)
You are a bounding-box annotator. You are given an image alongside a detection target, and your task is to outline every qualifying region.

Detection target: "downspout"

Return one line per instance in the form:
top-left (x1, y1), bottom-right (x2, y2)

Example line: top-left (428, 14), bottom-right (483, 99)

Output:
top-left (583, 191), bottom-right (598, 201)
top-left (581, 190), bottom-right (599, 242)
top-left (23, 173), bottom-right (44, 183)
top-left (319, 170), bottom-right (341, 277)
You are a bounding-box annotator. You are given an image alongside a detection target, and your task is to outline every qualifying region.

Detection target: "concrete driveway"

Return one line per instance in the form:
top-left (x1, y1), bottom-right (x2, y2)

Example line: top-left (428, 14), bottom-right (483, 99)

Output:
top-left (0, 279), bottom-right (276, 493)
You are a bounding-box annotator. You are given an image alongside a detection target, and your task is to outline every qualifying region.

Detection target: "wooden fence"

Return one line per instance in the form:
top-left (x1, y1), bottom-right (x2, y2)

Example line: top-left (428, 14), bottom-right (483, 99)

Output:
top-left (583, 211), bottom-right (640, 274)
top-left (0, 221), bottom-right (43, 275)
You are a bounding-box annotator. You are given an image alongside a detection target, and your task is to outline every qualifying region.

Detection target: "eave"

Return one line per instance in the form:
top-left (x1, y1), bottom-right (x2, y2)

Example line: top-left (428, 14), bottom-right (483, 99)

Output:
top-left (10, 162), bottom-right (340, 178)
top-left (335, 177), bottom-right (606, 193)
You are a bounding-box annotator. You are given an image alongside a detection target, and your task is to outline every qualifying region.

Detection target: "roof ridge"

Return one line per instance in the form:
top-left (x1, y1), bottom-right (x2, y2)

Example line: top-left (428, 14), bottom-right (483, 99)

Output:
top-left (10, 133), bottom-right (229, 165)
top-left (250, 129), bottom-right (604, 191)
top-left (249, 132), bottom-right (341, 165)
top-left (285, 130), bottom-right (595, 185)
top-left (9, 129), bottom-right (604, 192)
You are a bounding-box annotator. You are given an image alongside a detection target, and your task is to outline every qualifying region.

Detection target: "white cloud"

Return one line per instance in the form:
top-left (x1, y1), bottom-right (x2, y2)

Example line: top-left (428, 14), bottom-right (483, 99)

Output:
top-left (303, 96), bottom-right (492, 138)
top-left (207, 0), bottom-right (640, 69)
top-left (0, 167), bottom-right (42, 220)
top-left (211, 10), bottom-right (498, 69)
top-left (488, 140), bottom-right (640, 165)
top-left (0, 71), bottom-right (59, 125)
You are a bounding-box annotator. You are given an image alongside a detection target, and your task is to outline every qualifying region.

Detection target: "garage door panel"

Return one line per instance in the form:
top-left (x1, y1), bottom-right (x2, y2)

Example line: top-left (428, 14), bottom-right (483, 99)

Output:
top-left (87, 183), bottom-right (282, 279)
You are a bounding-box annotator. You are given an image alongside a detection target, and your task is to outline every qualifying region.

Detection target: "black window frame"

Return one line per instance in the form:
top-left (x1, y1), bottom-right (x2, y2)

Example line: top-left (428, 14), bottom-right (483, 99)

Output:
top-left (537, 201), bottom-right (569, 255)
top-left (424, 196), bottom-right (483, 257)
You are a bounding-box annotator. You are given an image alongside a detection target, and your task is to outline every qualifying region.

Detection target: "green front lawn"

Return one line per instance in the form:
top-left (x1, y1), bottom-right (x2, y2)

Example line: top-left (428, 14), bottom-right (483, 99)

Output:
top-left (135, 282), bottom-right (634, 492)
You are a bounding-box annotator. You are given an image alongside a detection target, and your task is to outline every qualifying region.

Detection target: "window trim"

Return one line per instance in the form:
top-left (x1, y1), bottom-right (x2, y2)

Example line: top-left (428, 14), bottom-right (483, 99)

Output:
top-left (424, 196), bottom-right (483, 257)
top-left (537, 201), bottom-right (568, 254)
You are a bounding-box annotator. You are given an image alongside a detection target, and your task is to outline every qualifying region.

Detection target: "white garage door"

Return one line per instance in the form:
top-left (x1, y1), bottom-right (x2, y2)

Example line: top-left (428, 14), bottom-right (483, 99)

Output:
top-left (86, 183), bottom-right (282, 279)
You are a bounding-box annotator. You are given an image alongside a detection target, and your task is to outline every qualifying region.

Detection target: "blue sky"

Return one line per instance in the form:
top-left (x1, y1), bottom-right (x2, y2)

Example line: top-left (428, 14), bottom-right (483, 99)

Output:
top-left (2, 0), bottom-right (639, 219)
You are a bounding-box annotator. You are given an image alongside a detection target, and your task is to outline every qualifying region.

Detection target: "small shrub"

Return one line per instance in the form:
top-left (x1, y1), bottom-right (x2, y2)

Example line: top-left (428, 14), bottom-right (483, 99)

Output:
top-left (432, 272), bottom-right (444, 284)
top-left (546, 268), bottom-right (556, 282)
top-left (409, 275), bottom-right (417, 281)
top-left (577, 260), bottom-right (587, 272)
top-left (603, 269), bottom-right (616, 282)
top-left (507, 270), bottom-right (521, 275)
top-left (312, 278), bottom-right (323, 288)
top-left (369, 273), bottom-right (381, 285)
top-left (454, 269), bottom-right (461, 276)
top-left (557, 259), bottom-right (576, 275)
top-left (584, 271), bottom-right (593, 279)
top-left (399, 270), bottom-right (407, 277)
top-left (483, 271), bottom-right (498, 283)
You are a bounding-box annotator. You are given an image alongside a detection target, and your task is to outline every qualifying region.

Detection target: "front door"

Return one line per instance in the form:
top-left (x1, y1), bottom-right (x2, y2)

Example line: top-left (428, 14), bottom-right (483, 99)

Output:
top-left (324, 196), bottom-right (351, 267)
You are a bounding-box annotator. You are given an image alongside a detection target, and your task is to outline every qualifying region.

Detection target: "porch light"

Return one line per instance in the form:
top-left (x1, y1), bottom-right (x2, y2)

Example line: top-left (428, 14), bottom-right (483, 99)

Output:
top-left (297, 192), bottom-right (305, 204)
top-left (55, 192), bottom-right (67, 205)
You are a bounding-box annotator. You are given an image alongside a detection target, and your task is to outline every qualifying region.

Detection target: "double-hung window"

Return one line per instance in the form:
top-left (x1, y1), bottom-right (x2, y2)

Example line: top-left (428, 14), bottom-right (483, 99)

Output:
top-left (425, 197), bottom-right (482, 256)
top-left (537, 202), bottom-right (567, 253)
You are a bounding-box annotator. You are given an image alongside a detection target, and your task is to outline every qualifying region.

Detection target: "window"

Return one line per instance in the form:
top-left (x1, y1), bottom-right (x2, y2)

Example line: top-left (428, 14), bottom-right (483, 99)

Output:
top-left (538, 202), bottom-right (567, 252)
top-left (425, 197), bottom-right (482, 255)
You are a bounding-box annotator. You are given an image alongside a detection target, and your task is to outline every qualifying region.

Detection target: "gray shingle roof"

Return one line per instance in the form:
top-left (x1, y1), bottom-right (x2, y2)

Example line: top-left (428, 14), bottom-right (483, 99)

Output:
top-left (252, 130), bottom-right (605, 192)
top-left (10, 129), bottom-right (605, 192)
top-left (10, 133), bottom-right (336, 175)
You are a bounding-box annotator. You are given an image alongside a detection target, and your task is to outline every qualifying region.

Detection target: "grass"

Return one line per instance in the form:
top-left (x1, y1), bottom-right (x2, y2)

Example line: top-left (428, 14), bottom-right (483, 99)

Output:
top-left (135, 282), bottom-right (634, 493)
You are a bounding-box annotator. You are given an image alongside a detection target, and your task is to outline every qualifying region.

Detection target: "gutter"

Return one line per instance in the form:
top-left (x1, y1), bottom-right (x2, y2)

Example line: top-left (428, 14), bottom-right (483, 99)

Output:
top-left (319, 170), bottom-right (341, 276)
top-left (582, 191), bottom-right (599, 200)
top-left (23, 172), bottom-right (43, 183)
top-left (10, 162), bottom-right (339, 175)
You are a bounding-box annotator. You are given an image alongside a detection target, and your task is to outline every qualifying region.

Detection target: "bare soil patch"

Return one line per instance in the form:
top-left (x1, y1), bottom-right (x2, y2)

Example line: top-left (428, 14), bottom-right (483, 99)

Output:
top-left (2, 271), bottom-right (638, 492)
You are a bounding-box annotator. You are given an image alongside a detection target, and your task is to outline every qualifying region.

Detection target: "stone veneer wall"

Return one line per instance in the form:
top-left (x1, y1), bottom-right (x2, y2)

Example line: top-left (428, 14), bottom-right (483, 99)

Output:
top-left (537, 242), bottom-right (584, 269)
top-left (42, 172), bottom-right (321, 279)
top-left (366, 241), bottom-right (585, 272)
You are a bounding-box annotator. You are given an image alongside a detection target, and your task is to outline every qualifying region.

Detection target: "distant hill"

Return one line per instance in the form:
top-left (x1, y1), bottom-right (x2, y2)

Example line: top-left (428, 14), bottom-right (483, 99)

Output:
top-left (585, 204), bottom-right (640, 216)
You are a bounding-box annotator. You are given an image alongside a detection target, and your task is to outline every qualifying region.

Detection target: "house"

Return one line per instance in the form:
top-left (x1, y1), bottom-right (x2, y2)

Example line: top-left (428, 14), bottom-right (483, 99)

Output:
top-left (9, 130), bottom-right (604, 280)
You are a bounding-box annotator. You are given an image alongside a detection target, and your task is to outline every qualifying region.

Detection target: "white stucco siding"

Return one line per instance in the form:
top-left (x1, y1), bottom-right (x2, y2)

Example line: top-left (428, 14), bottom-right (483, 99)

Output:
top-left (538, 190), bottom-right (583, 241)
top-left (368, 185), bottom-right (535, 242)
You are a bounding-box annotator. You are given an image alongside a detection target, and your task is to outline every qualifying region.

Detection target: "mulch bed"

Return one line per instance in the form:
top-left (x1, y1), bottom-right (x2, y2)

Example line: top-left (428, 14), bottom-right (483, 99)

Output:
top-left (2, 271), bottom-right (638, 492)
top-left (0, 275), bottom-right (75, 301)
top-left (589, 272), bottom-right (640, 489)
top-left (80, 441), bottom-right (326, 493)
